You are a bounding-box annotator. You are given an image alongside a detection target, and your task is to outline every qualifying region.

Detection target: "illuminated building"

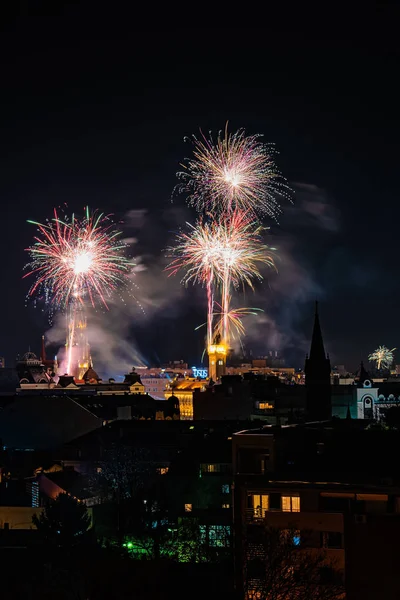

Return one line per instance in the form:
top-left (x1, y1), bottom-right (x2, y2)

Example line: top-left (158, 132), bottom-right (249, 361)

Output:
top-left (65, 301), bottom-right (91, 380)
top-left (165, 378), bottom-right (206, 420)
top-left (208, 334), bottom-right (227, 382)
top-left (16, 351), bottom-right (54, 385)
top-left (140, 375), bottom-right (169, 400)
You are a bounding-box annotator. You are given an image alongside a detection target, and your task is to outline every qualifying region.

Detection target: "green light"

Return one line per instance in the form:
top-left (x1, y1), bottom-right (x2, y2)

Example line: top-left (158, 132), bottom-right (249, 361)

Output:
top-left (127, 542), bottom-right (133, 548)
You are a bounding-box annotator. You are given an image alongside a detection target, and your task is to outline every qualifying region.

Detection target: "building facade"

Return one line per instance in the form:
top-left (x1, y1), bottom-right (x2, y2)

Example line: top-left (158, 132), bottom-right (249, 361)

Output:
top-left (233, 422), bottom-right (400, 599)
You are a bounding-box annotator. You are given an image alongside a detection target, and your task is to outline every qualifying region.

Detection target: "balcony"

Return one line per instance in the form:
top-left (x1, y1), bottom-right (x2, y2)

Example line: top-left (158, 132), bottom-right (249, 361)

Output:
top-left (245, 509), bottom-right (344, 532)
top-left (245, 508), bottom-right (270, 523)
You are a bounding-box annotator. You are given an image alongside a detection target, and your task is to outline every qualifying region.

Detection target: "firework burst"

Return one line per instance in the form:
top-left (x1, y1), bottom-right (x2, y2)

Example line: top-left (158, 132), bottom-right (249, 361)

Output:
top-left (368, 345), bottom-right (396, 371)
top-left (175, 124), bottom-right (291, 220)
top-left (24, 207), bottom-right (132, 310)
top-left (166, 210), bottom-right (275, 346)
top-left (166, 211), bottom-right (275, 289)
top-left (24, 207), bottom-right (133, 377)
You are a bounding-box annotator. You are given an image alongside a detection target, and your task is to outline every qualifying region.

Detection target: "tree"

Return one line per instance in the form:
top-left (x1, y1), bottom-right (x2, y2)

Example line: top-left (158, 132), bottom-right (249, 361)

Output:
top-left (90, 443), bottom-right (153, 543)
top-left (164, 517), bottom-right (214, 563)
top-left (245, 527), bottom-right (344, 600)
top-left (381, 406), bottom-right (400, 429)
top-left (95, 444), bottom-right (152, 501)
top-left (123, 477), bottom-right (170, 560)
top-left (33, 493), bottom-right (91, 548)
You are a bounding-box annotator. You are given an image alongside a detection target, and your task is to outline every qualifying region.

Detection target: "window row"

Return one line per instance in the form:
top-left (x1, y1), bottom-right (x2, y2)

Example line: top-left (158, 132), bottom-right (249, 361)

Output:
top-left (248, 493), bottom-right (300, 515)
top-left (281, 529), bottom-right (343, 549)
top-left (200, 463), bottom-right (232, 474)
top-left (185, 503), bottom-right (230, 512)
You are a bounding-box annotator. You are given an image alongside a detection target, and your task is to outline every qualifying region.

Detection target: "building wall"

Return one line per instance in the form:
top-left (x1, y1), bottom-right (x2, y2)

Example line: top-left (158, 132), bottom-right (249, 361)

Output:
top-left (141, 377), bottom-right (168, 400)
top-left (233, 428), bottom-right (400, 599)
top-left (0, 506), bottom-right (44, 529)
top-left (345, 516), bottom-right (400, 600)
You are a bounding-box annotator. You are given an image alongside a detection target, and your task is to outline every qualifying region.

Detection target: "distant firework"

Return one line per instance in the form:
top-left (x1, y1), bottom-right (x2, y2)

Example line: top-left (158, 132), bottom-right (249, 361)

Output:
top-left (368, 345), bottom-right (396, 370)
top-left (24, 207), bottom-right (132, 310)
top-left (175, 124), bottom-right (291, 220)
top-left (166, 210), bottom-right (275, 345)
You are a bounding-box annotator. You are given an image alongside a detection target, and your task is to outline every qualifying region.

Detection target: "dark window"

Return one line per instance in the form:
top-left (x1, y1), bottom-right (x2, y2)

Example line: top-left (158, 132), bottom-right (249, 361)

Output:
top-left (353, 499), bottom-right (366, 514)
top-left (260, 453), bottom-right (270, 474)
top-left (238, 449), bottom-right (261, 474)
top-left (319, 566), bottom-right (343, 585)
top-left (320, 496), bottom-right (350, 513)
top-left (269, 493), bottom-right (281, 510)
top-left (321, 531), bottom-right (343, 549)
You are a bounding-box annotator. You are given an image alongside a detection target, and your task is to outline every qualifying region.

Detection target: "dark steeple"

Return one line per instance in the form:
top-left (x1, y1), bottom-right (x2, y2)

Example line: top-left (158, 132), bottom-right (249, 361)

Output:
top-left (358, 361), bottom-right (370, 386)
top-left (83, 365), bottom-right (100, 383)
top-left (309, 302), bottom-right (327, 361)
top-left (305, 301), bottom-right (331, 421)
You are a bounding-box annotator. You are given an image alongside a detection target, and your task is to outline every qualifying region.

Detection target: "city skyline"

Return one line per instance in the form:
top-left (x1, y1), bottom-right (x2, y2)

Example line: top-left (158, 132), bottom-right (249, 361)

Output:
top-left (1, 8), bottom-right (400, 598)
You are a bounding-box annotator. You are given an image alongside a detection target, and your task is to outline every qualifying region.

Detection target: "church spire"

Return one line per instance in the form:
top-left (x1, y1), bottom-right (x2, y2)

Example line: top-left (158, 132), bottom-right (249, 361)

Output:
top-left (358, 360), bottom-right (370, 385)
top-left (309, 301), bottom-right (327, 361)
top-left (305, 301), bottom-right (331, 421)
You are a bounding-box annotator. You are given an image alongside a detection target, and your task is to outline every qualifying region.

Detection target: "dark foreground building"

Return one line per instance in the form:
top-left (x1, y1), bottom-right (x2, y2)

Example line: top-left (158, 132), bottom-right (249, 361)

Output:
top-left (233, 420), bottom-right (400, 600)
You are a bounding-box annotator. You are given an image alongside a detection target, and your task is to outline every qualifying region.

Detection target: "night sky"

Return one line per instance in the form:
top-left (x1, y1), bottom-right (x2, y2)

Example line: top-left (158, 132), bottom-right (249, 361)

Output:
top-left (1, 6), bottom-right (399, 375)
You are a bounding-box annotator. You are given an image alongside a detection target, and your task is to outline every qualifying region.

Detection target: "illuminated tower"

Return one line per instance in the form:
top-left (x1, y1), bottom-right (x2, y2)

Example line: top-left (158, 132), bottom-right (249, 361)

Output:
top-left (208, 333), bottom-right (227, 382)
top-left (65, 300), bottom-right (91, 380)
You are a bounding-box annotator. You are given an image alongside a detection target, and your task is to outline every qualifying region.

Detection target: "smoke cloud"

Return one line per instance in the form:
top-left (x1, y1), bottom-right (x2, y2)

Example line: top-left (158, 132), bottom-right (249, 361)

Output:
top-left (229, 182), bottom-right (338, 365)
top-left (44, 183), bottom-right (348, 375)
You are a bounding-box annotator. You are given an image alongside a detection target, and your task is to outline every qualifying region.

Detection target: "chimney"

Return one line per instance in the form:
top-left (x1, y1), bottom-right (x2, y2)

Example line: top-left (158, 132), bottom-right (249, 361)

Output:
top-left (41, 335), bottom-right (46, 363)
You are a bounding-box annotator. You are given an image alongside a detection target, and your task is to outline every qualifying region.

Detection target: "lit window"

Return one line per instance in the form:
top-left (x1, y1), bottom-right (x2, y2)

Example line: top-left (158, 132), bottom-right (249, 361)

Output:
top-left (184, 503), bottom-right (192, 512)
top-left (258, 402), bottom-right (273, 409)
top-left (222, 503), bottom-right (230, 509)
top-left (31, 481), bottom-right (39, 508)
top-left (202, 463), bottom-right (218, 473)
top-left (218, 360), bottom-right (223, 365)
top-left (282, 495), bottom-right (300, 512)
top-left (252, 494), bottom-right (269, 517)
top-left (222, 484), bottom-right (230, 494)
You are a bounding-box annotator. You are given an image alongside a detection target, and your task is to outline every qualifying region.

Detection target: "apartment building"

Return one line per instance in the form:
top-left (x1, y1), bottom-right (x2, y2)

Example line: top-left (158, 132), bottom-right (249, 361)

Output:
top-left (233, 421), bottom-right (400, 599)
